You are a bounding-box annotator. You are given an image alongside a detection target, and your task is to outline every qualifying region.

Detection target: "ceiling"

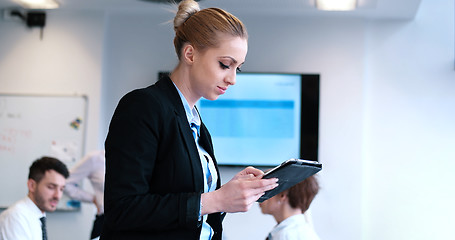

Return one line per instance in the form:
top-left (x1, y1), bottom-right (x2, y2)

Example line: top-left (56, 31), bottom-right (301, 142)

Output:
top-left (0, 0), bottom-right (422, 20)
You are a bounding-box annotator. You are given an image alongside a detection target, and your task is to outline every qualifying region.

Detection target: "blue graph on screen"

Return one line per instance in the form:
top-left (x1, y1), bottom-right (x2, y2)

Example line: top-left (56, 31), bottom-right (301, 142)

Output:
top-left (200, 99), bottom-right (294, 138)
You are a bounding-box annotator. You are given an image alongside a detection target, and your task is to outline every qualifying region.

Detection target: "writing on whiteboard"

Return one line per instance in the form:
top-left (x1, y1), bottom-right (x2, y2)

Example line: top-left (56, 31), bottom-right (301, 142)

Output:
top-left (0, 128), bottom-right (32, 154)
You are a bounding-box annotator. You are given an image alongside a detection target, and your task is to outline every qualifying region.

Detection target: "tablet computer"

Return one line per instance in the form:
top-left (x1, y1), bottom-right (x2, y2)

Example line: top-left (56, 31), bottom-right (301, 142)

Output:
top-left (257, 159), bottom-right (322, 203)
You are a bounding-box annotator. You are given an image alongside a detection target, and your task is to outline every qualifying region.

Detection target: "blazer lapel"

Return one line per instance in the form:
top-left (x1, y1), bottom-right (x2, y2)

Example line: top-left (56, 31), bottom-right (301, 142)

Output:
top-left (177, 113), bottom-right (204, 192)
top-left (158, 76), bottom-right (204, 192)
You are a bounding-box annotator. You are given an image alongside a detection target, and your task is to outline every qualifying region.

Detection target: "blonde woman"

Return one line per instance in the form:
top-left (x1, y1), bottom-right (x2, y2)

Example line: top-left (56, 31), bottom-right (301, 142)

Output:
top-left (102, 1), bottom-right (278, 239)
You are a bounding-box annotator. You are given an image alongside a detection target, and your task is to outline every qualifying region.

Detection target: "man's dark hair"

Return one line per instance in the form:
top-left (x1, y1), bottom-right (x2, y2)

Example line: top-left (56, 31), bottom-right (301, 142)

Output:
top-left (28, 156), bottom-right (69, 182)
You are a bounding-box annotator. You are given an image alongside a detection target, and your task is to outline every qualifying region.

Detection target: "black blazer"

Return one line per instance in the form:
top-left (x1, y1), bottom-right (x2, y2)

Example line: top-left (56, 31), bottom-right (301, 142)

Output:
top-left (101, 76), bottom-right (224, 240)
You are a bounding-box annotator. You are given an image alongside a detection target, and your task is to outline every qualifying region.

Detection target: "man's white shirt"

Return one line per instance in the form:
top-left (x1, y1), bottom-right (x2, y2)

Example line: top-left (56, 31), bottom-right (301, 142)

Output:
top-left (0, 196), bottom-right (45, 240)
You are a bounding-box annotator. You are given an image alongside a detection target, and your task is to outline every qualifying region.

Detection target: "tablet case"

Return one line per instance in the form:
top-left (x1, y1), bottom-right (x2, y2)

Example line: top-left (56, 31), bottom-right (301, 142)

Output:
top-left (257, 159), bottom-right (322, 203)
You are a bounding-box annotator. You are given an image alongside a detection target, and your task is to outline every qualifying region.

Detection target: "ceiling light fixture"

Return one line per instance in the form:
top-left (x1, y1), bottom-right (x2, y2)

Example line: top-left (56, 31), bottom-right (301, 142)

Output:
top-left (14, 0), bottom-right (59, 9)
top-left (316, 0), bottom-right (357, 11)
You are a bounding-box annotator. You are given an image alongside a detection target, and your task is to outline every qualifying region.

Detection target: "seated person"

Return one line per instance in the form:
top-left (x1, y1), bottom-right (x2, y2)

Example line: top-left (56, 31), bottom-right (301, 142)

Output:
top-left (0, 156), bottom-right (69, 240)
top-left (259, 175), bottom-right (320, 240)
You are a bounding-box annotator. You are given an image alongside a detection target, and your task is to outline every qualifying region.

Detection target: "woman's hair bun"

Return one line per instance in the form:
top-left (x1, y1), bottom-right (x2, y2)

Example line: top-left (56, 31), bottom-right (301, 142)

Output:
top-left (174, 0), bottom-right (200, 32)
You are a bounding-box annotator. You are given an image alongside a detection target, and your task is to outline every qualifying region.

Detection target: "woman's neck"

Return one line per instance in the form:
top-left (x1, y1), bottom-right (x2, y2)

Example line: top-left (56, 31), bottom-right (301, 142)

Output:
top-left (170, 65), bottom-right (198, 108)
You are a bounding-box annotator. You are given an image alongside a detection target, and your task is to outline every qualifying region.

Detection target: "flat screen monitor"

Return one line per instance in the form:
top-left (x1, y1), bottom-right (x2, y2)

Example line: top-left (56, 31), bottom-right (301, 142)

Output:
top-left (159, 72), bottom-right (319, 167)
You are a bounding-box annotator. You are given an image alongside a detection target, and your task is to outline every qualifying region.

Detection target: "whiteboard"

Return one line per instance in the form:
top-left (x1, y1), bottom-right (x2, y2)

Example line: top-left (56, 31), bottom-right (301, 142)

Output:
top-left (0, 94), bottom-right (87, 211)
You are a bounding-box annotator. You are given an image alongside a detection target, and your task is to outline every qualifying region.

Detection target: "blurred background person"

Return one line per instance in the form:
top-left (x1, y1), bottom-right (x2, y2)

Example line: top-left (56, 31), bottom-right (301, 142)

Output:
top-left (259, 175), bottom-right (320, 240)
top-left (64, 150), bottom-right (105, 240)
top-left (0, 157), bottom-right (69, 240)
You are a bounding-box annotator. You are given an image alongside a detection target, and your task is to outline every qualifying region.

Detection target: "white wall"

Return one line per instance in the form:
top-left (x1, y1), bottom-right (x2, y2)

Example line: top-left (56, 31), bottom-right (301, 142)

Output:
top-left (362, 0), bottom-right (455, 239)
top-left (100, 10), bottom-right (177, 144)
top-left (0, 0), bottom-right (453, 239)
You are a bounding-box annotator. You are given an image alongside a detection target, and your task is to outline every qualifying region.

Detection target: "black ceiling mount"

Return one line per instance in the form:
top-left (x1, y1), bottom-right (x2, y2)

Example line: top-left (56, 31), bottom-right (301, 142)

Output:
top-left (9, 10), bottom-right (46, 39)
top-left (10, 10), bottom-right (46, 28)
top-left (26, 11), bottom-right (46, 28)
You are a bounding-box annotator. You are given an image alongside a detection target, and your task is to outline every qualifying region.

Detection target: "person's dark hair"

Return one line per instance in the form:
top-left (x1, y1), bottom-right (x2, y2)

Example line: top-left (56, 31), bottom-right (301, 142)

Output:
top-left (287, 175), bottom-right (320, 213)
top-left (173, 0), bottom-right (248, 60)
top-left (28, 156), bottom-right (69, 183)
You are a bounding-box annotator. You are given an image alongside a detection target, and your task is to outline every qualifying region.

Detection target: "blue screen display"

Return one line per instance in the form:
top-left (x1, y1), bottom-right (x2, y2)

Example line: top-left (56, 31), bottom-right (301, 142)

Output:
top-left (197, 73), bottom-right (302, 166)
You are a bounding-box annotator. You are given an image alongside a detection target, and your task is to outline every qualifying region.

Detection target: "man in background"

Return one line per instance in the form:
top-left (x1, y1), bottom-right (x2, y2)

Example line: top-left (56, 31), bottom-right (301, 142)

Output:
top-left (0, 157), bottom-right (69, 240)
